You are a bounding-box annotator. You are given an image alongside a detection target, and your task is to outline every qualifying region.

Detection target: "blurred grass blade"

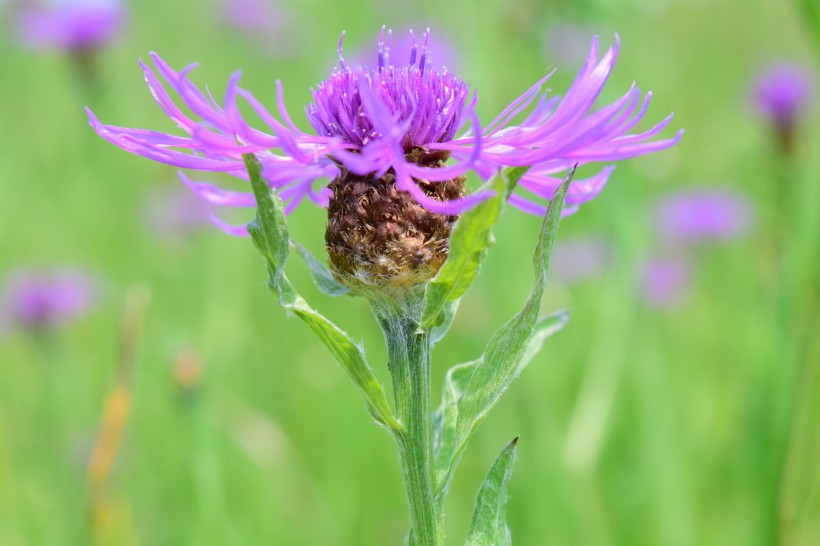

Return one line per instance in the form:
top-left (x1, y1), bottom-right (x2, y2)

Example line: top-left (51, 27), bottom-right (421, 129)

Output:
top-left (87, 285), bottom-right (150, 546)
top-left (290, 240), bottom-right (350, 297)
top-left (464, 438), bottom-right (519, 546)
top-left (243, 153), bottom-right (400, 433)
top-left (433, 171), bottom-right (573, 503)
top-left (803, 0), bottom-right (820, 49)
top-left (421, 167), bottom-right (529, 331)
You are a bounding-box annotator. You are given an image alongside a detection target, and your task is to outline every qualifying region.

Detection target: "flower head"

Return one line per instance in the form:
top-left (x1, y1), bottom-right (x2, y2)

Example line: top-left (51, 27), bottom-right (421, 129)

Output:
top-left (1, 268), bottom-right (96, 331)
top-left (653, 188), bottom-right (752, 244)
top-left (87, 27), bottom-right (681, 290)
top-left (18, 0), bottom-right (125, 52)
top-left (640, 257), bottom-right (691, 309)
top-left (752, 62), bottom-right (814, 131)
top-left (143, 182), bottom-right (214, 237)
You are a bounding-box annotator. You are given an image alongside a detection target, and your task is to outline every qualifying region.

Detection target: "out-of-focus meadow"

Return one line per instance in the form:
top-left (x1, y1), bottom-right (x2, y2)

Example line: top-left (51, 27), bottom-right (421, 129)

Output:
top-left (1, 0), bottom-right (818, 544)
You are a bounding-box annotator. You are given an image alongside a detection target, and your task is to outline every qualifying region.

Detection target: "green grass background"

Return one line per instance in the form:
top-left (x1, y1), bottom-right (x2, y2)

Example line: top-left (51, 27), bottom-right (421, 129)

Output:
top-left (1, 0), bottom-right (819, 544)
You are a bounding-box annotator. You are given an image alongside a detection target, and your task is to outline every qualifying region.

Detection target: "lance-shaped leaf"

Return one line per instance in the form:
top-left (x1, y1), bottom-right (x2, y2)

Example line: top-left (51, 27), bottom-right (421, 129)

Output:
top-left (420, 167), bottom-right (529, 332)
top-left (245, 154), bottom-right (289, 285)
top-left (464, 438), bottom-right (519, 546)
top-left (242, 154), bottom-right (400, 433)
top-left (290, 240), bottom-right (350, 297)
top-left (433, 311), bottom-right (568, 501)
top-left (433, 170), bottom-right (573, 503)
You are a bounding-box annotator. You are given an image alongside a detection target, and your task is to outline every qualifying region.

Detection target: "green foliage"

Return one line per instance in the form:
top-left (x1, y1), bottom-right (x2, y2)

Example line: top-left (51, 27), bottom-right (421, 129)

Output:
top-left (243, 154), bottom-right (400, 432)
top-left (433, 173), bottom-right (572, 505)
top-left (464, 438), bottom-right (519, 546)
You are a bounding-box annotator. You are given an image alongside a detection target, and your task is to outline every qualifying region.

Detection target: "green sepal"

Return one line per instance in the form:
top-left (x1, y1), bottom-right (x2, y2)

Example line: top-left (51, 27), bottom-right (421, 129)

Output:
top-left (242, 153), bottom-right (401, 433)
top-left (420, 167), bottom-right (530, 332)
top-left (432, 169), bottom-right (574, 504)
top-left (289, 240), bottom-right (350, 297)
top-left (464, 438), bottom-right (519, 546)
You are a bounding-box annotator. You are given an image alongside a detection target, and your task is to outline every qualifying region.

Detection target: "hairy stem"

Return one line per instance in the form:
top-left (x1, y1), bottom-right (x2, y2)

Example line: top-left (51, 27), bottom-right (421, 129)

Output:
top-left (374, 299), bottom-right (441, 546)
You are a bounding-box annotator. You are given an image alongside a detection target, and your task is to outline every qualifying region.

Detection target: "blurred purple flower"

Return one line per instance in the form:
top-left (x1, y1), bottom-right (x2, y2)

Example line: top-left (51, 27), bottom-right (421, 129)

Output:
top-left (220, 0), bottom-right (285, 32)
top-left (143, 180), bottom-right (215, 236)
top-left (218, 0), bottom-right (298, 55)
top-left (654, 188), bottom-right (752, 244)
top-left (752, 62), bottom-right (814, 130)
top-left (1, 268), bottom-right (96, 331)
top-left (550, 236), bottom-right (612, 284)
top-left (640, 257), bottom-right (691, 309)
top-left (544, 22), bottom-right (599, 67)
top-left (18, 0), bottom-right (125, 52)
top-left (87, 27), bottom-right (681, 232)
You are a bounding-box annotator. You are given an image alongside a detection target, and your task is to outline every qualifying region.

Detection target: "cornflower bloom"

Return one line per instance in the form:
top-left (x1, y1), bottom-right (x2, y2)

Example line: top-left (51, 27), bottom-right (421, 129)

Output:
top-left (544, 22), bottom-right (600, 67)
top-left (653, 188), bottom-right (752, 244)
top-left (18, 0), bottom-right (125, 52)
top-left (0, 268), bottom-right (96, 331)
top-left (218, 0), bottom-right (295, 54)
top-left (640, 257), bottom-right (691, 309)
top-left (142, 184), bottom-right (214, 238)
top-left (751, 62), bottom-right (814, 153)
top-left (550, 236), bottom-right (612, 284)
top-left (87, 27), bottom-right (681, 290)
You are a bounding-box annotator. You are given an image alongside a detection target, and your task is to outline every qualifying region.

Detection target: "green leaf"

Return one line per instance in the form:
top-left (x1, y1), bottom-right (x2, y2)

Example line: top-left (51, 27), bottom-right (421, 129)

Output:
top-left (433, 311), bottom-right (568, 499)
top-left (421, 167), bottom-right (529, 331)
top-left (242, 153), bottom-right (401, 433)
top-left (289, 240), bottom-right (350, 297)
top-left (271, 273), bottom-right (400, 431)
top-left (429, 299), bottom-right (460, 345)
top-left (464, 438), bottom-right (519, 546)
top-left (244, 154), bottom-right (289, 285)
top-left (433, 170), bottom-right (573, 503)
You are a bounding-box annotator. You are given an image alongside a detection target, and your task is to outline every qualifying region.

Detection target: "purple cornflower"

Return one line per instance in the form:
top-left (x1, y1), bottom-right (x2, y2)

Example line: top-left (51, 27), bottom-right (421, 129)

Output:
top-left (218, 0), bottom-right (296, 55)
top-left (1, 268), bottom-right (96, 331)
top-left (639, 257), bottom-right (691, 309)
top-left (220, 0), bottom-right (285, 33)
top-left (87, 27), bottom-right (682, 233)
top-left (143, 181), bottom-right (214, 237)
top-left (18, 0), bottom-right (125, 52)
top-left (653, 188), bottom-right (752, 244)
top-left (544, 22), bottom-right (600, 67)
top-left (752, 63), bottom-right (814, 129)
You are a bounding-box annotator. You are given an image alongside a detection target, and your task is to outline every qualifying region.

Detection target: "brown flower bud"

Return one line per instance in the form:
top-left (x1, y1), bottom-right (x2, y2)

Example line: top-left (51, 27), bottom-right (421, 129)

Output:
top-left (325, 152), bottom-right (464, 298)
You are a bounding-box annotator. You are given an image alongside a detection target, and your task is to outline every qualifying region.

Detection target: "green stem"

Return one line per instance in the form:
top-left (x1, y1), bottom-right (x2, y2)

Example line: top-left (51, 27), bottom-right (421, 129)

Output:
top-left (374, 300), bottom-right (441, 546)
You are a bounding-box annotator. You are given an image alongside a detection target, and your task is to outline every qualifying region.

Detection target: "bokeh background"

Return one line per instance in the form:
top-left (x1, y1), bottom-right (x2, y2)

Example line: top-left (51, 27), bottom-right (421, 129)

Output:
top-left (1, 0), bottom-right (819, 544)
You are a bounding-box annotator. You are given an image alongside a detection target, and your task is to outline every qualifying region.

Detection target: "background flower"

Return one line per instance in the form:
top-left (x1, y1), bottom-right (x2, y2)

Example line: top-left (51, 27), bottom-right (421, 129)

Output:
top-left (653, 188), bottom-right (753, 244)
top-left (640, 257), bottom-right (691, 308)
top-left (18, 0), bottom-right (126, 52)
top-left (1, 268), bottom-right (96, 331)
top-left (751, 62), bottom-right (814, 131)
